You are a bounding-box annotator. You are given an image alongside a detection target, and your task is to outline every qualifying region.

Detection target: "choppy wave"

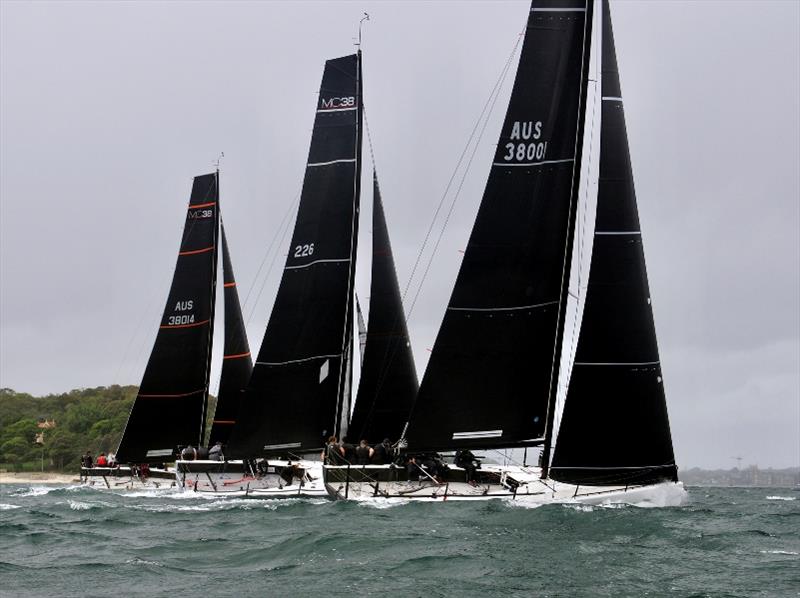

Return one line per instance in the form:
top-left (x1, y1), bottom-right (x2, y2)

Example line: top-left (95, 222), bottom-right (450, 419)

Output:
top-left (0, 484), bottom-right (797, 597)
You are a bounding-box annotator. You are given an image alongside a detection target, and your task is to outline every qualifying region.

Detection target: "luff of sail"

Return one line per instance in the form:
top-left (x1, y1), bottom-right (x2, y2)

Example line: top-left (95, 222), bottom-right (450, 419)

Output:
top-left (226, 53), bottom-right (363, 458)
top-left (207, 223), bottom-right (253, 447)
top-left (405, 0), bottom-right (594, 452)
top-left (550, 0), bottom-right (678, 485)
top-left (116, 173), bottom-right (220, 463)
top-left (348, 173), bottom-right (419, 445)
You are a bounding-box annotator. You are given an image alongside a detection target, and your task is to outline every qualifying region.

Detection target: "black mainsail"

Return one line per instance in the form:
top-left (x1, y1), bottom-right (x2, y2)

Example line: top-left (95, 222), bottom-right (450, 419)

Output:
top-left (405, 0), bottom-right (594, 452)
top-left (207, 223), bottom-right (253, 447)
top-left (116, 173), bottom-right (219, 463)
top-left (348, 173), bottom-right (419, 445)
top-left (549, 0), bottom-right (677, 485)
top-left (227, 53), bottom-right (363, 458)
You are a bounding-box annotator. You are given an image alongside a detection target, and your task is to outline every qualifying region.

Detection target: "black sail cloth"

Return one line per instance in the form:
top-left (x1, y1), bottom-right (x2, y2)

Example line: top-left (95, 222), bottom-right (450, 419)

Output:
top-left (550, 0), bottom-right (678, 485)
top-left (116, 173), bottom-right (219, 463)
top-left (207, 224), bottom-right (253, 448)
top-left (406, 0), bottom-right (593, 452)
top-left (227, 53), bottom-right (362, 458)
top-left (348, 174), bottom-right (419, 445)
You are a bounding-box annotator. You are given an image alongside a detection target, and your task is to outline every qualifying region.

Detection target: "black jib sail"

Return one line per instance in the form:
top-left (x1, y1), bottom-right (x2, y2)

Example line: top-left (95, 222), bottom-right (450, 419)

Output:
top-left (549, 0), bottom-right (677, 485)
top-left (348, 173), bottom-right (419, 445)
top-left (116, 173), bottom-right (219, 463)
top-left (405, 0), bottom-right (594, 452)
top-left (227, 53), bottom-right (363, 458)
top-left (207, 223), bottom-right (253, 448)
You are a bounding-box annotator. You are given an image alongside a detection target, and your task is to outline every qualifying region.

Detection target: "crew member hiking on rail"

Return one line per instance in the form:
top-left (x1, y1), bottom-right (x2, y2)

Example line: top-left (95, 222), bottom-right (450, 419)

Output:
top-left (371, 438), bottom-right (391, 465)
top-left (355, 440), bottom-right (372, 465)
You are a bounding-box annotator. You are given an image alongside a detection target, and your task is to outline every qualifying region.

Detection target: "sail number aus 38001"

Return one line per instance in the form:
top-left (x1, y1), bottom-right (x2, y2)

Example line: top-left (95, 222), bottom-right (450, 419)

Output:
top-left (503, 120), bottom-right (548, 162)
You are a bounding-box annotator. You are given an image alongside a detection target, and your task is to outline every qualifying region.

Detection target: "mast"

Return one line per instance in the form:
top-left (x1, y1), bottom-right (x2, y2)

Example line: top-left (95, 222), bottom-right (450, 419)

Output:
top-left (348, 172), bottom-right (419, 445)
top-left (207, 221), bottom-right (253, 447)
top-left (226, 53), bottom-right (363, 458)
top-left (116, 173), bottom-right (220, 463)
top-left (540, 0), bottom-right (597, 479)
top-left (405, 0), bottom-right (595, 453)
top-left (199, 169), bottom-right (221, 445)
top-left (333, 49), bottom-right (364, 442)
top-left (548, 0), bottom-right (677, 485)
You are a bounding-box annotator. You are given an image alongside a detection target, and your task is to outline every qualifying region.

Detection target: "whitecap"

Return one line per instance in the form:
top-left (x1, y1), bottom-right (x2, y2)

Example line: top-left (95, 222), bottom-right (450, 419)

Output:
top-left (355, 497), bottom-right (409, 509)
top-left (68, 500), bottom-right (94, 511)
top-left (12, 486), bottom-right (53, 497)
top-left (563, 503), bottom-right (594, 512)
top-left (125, 558), bottom-right (164, 567)
top-left (766, 495), bottom-right (796, 501)
top-left (759, 550), bottom-right (798, 555)
top-left (502, 498), bottom-right (544, 510)
top-left (0, 503), bottom-right (21, 510)
top-left (128, 497), bottom-right (307, 513)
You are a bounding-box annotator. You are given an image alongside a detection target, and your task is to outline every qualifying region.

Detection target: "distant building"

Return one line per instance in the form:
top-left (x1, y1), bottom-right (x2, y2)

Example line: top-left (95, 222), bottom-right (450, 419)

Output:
top-left (35, 419), bottom-right (56, 445)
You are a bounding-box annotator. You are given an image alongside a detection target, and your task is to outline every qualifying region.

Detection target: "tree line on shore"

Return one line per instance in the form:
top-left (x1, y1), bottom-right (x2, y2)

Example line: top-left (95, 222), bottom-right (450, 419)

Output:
top-left (0, 386), bottom-right (216, 471)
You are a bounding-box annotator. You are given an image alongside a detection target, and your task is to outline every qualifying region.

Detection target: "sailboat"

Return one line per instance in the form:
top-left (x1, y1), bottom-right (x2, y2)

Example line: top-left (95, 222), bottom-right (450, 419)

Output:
top-left (177, 51), bottom-right (420, 498)
top-left (81, 171), bottom-right (253, 490)
top-left (322, 0), bottom-right (685, 506)
top-left (176, 52), bottom-right (364, 497)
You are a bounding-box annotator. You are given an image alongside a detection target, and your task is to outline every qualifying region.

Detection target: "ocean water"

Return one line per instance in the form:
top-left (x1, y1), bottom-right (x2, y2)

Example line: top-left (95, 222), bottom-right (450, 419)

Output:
top-left (0, 485), bottom-right (797, 598)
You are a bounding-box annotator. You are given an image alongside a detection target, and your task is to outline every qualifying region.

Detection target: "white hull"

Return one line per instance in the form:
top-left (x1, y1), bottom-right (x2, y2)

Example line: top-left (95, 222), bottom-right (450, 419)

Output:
top-left (79, 467), bottom-right (177, 491)
top-left (323, 464), bottom-right (687, 506)
top-left (175, 459), bottom-right (328, 498)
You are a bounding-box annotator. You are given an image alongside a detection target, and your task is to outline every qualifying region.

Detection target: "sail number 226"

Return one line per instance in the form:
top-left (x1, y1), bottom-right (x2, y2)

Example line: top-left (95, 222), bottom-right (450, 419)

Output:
top-left (294, 243), bottom-right (315, 258)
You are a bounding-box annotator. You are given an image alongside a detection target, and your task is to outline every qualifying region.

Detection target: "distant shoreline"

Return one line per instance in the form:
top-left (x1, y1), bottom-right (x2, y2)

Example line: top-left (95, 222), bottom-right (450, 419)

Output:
top-left (0, 472), bottom-right (80, 485)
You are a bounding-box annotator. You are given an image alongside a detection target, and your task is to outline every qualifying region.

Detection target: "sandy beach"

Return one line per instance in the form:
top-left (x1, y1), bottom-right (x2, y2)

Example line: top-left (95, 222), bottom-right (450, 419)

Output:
top-left (0, 472), bottom-right (80, 485)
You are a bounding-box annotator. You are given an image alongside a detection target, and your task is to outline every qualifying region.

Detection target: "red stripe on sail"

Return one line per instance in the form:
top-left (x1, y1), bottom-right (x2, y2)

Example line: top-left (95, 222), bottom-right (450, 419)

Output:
top-left (179, 246), bottom-right (215, 256)
top-left (160, 318), bottom-right (210, 330)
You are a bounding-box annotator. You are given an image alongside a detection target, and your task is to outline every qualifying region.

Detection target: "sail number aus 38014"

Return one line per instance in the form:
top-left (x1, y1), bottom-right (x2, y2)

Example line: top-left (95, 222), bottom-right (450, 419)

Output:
top-left (167, 300), bottom-right (195, 325)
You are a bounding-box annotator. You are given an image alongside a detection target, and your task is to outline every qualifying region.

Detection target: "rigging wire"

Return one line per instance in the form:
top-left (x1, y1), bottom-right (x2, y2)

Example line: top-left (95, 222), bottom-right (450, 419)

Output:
top-left (402, 33), bottom-right (524, 322)
top-left (241, 193), bottom-right (299, 321)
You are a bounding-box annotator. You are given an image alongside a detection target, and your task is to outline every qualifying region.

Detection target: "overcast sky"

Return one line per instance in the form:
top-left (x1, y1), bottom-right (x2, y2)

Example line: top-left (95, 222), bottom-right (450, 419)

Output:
top-left (1, 1), bottom-right (797, 470)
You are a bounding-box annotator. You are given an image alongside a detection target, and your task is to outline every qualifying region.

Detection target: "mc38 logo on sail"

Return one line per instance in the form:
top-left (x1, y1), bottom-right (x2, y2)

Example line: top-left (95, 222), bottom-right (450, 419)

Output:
top-left (319, 97), bottom-right (356, 110)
